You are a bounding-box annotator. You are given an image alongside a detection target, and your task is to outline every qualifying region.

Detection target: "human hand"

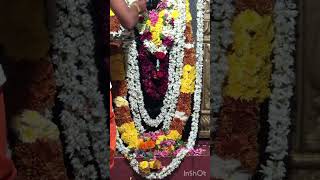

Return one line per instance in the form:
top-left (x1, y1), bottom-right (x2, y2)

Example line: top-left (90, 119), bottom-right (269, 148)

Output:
top-left (135, 0), bottom-right (147, 13)
top-left (110, 40), bottom-right (123, 54)
top-left (110, 40), bottom-right (122, 49)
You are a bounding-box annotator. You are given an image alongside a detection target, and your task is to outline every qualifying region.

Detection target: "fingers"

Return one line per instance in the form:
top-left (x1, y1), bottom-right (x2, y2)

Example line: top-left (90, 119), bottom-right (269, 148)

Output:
top-left (138, 0), bottom-right (147, 12)
top-left (110, 41), bottom-right (122, 49)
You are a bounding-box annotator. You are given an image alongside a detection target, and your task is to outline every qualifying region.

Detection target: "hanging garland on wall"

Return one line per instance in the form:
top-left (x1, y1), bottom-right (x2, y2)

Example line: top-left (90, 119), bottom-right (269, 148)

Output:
top-left (110, 0), bottom-right (205, 179)
top-left (51, 0), bottom-right (108, 179)
top-left (1, 53), bottom-right (68, 178)
top-left (211, 0), bottom-right (235, 131)
top-left (259, 0), bottom-right (297, 179)
top-left (211, 0), bottom-right (297, 179)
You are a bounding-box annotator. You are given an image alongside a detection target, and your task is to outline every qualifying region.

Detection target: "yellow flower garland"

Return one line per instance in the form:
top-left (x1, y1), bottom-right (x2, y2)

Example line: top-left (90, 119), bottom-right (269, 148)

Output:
top-left (118, 122), bottom-right (182, 148)
top-left (166, 130), bottom-right (182, 140)
top-left (12, 110), bottom-right (60, 143)
top-left (181, 64), bottom-right (196, 93)
top-left (224, 10), bottom-right (274, 102)
top-left (186, 0), bottom-right (192, 22)
top-left (114, 96), bottom-right (129, 107)
top-left (118, 122), bottom-right (140, 148)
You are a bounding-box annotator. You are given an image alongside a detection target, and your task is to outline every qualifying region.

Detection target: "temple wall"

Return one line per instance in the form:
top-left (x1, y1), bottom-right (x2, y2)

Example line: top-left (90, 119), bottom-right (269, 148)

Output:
top-left (289, 0), bottom-right (320, 178)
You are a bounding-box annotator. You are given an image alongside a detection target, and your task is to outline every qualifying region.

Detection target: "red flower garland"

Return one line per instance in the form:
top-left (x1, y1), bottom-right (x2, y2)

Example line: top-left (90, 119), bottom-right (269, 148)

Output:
top-left (138, 45), bottom-right (169, 100)
top-left (213, 97), bottom-right (259, 173)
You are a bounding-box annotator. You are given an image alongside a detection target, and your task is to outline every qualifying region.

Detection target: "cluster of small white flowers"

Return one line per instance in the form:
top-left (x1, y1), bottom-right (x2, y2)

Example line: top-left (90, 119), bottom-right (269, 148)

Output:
top-left (211, 0), bottom-right (234, 132)
top-left (51, 0), bottom-right (108, 179)
top-left (127, 0), bottom-right (186, 131)
top-left (116, 0), bottom-right (204, 178)
top-left (110, 27), bottom-right (134, 41)
top-left (211, 154), bottom-right (251, 180)
top-left (259, 0), bottom-right (297, 179)
top-left (143, 40), bottom-right (168, 54)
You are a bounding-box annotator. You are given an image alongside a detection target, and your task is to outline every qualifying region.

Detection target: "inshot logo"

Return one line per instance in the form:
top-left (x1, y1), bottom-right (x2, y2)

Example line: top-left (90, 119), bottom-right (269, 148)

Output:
top-left (183, 169), bottom-right (207, 177)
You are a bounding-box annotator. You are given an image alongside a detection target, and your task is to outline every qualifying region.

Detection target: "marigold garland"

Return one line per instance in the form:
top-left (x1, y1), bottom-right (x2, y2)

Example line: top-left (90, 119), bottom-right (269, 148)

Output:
top-left (112, 22), bottom-right (195, 178)
top-left (235, 0), bottom-right (275, 15)
top-left (214, 97), bottom-right (260, 173)
top-left (213, 3), bottom-right (275, 179)
top-left (11, 110), bottom-right (60, 143)
top-left (2, 59), bottom-right (56, 114)
top-left (183, 48), bottom-right (196, 66)
top-left (223, 9), bottom-right (274, 102)
top-left (111, 80), bottom-right (128, 97)
top-left (13, 139), bottom-right (68, 180)
top-left (181, 64), bottom-right (196, 93)
top-left (110, 0), bottom-right (205, 178)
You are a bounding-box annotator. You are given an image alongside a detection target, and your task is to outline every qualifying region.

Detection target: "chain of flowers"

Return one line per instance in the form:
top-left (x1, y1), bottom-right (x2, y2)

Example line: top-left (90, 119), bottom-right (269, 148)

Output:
top-left (127, 0), bottom-right (186, 130)
top-left (113, 20), bottom-right (197, 161)
top-left (137, 1), bottom-right (176, 55)
top-left (116, 0), bottom-right (204, 178)
top-left (51, 0), bottom-right (108, 178)
top-left (259, 0), bottom-right (297, 179)
top-left (211, 0), bottom-right (234, 132)
top-left (138, 45), bottom-right (169, 100)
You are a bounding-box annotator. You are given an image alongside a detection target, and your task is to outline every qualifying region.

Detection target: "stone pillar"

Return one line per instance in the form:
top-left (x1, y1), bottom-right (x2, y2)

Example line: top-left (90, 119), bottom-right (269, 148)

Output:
top-left (290, 0), bottom-right (320, 179)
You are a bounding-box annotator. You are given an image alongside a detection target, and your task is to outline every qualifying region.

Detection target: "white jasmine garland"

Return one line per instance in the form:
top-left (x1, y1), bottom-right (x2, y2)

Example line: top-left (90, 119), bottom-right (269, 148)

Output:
top-left (211, 0), bottom-right (234, 133)
top-left (127, 0), bottom-right (187, 131)
top-left (174, 111), bottom-right (189, 122)
top-left (211, 154), bottom-right (251, 180)
top-left (116, 0), bottom-right (204, 178)
top-left (51, 0), bottom-right (108, 178)
top-left (110, 28), bottom-right (134, 41)
top-left (143, 40), bottom-right (168, 54)
top-left (185, 43), bottom-right (195, 49)
top-left (259, 0), bottom-right (297, 179)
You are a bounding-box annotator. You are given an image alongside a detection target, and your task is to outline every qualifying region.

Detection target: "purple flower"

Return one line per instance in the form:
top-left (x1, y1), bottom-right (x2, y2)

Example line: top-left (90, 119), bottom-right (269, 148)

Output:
top-left (160, 140), bottom-right (175, 147)
top-left (162, 37), bottom-right (173, 47)
top-left (140, 32), bottom-right (152, 41)
top-left (154, 150), bottom-right (170, 157)
top-left (169, 19), bottom-right (174, 26)
top-left (188, 148), bottom-right (206, 156)
top-left (137, 44), bottom-right (169, 101)
top-left (157, 1), bottom-right (167, 10)
top-left (149, 10), bottom-right (159, 26)
top-left (173, 147), bottom-right (186, 156)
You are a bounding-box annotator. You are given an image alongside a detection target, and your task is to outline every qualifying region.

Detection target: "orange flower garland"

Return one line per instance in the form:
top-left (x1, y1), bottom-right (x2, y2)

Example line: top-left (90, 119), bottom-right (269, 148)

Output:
top-left (214, 97), bottom-right (260, 173)
top-left (2, 59), bottom-right (56, 115)
top-left (13, 139), bottom-right (68, 180)
top-left (235, 0), bottom-right (274, 15)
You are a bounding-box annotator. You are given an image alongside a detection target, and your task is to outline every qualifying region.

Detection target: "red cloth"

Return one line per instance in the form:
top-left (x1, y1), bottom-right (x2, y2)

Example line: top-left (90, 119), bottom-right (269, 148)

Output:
top-left (110, 91), bottom-right (116, 169)
top-left (0, 87), bottom-right (16, 180)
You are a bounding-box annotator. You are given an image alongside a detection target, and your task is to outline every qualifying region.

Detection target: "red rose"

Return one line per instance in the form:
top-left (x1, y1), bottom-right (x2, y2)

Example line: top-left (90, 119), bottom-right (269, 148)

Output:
top-left (156, 71), bottom-right (165, 78)
top-left (155, 52), bottom-right (166, 60)
top-left (151, 70), bottom-right (159, 79)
